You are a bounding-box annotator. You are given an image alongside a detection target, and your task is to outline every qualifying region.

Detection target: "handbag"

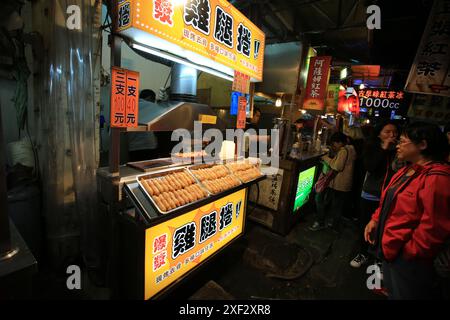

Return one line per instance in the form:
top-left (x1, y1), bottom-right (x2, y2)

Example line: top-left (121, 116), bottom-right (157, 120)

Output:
top-left (314, 147), bottom-right (349, 193)
top-left (314, 169), bottom-right (337, 193)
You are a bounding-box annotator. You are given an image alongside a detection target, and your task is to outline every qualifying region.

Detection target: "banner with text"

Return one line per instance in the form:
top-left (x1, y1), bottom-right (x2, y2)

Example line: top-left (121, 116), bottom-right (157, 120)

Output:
top-left (405, 0), bottom-right (450, 97)
top-left (303, 56), bottom-right (332, 111)
top-left (117, 0), bottom-right (265, 81)
top-left (110, 67), bottom-right (139, 128)
top-left (144, 189), bottom-right (246, 300)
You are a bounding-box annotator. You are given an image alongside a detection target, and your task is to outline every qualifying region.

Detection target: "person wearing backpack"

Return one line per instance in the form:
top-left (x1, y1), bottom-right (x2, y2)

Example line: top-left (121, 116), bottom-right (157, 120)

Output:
top-left (364, 122), bottom-right (450, 299)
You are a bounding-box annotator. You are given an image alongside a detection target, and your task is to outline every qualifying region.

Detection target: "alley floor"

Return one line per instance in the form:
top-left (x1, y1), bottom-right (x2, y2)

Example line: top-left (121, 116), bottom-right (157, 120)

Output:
top-left (30, 209), bottom-right (384, 300)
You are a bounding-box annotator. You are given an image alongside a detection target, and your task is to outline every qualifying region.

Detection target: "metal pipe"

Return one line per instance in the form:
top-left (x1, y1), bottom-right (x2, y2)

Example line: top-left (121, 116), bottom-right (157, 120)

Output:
top-left (170, 63), bottom-right (198, 102)
top-left (109, 0), bottom-right (122, 175)
top-left (0, 102), bottom-right (12, 257)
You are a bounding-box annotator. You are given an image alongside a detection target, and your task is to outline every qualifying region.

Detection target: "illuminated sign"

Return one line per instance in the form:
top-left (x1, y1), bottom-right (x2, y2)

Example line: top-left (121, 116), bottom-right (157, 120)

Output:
top-left (144, 188), bottom-right (246, 299)
top-left (338, 87), bottom-right (360, 116)
top-left (293, 166), bottom-right (316, 213)
top-left (117, 0), bottom-right (265, 82)
top-left (357, 88), bottom-right (408, 117)
top-left (303, 56), bottom-right (332, 111)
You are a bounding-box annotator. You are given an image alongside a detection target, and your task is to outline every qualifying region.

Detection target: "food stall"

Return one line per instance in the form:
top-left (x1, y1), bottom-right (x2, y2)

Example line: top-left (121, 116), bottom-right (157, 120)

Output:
top-left (97, 0), bottom-right (266, 299)
top-left (246, 44), bottom-right (328, 235)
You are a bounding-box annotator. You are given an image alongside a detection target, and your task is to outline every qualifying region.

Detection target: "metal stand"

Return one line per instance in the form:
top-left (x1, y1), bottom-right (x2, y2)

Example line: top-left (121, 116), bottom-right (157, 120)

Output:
top-left (0, 102), bottom-right (17, 261)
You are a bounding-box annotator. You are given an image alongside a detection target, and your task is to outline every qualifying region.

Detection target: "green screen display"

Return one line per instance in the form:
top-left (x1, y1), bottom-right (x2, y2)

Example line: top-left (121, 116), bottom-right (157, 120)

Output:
top-left (293, 166), bottom-right (316, 213)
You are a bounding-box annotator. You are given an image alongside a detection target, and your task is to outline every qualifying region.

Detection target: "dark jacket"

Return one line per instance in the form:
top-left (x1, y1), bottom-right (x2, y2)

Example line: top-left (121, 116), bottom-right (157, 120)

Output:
top-left (362, 138), bottom-right (397, 198)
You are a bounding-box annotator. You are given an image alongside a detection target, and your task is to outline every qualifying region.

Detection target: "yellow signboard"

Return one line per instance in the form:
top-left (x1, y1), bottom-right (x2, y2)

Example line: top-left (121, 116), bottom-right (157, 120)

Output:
top-left (198, 114), bottom-right (217, 124)
top-left (117, 0), bottom-right (265, 81)
top-left (144, 188), bottom-right (246, 299)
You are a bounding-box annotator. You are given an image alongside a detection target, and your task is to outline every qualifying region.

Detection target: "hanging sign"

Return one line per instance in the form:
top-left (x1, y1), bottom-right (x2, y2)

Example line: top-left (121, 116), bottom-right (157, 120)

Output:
top-left (357, 88), bottom-right (408, 117)
top-left (325, 84), bottom-right (340, 113)
top-left (232, 70), bottom-right (250, 94)
top-left (117, 0), bottom-right (265, 81)
top-left (405, 0), bottom-right (450, 97)
top-left (111, 66), bottom-right (140, 128)
top-left (236, 96), bottom-right (247, 129)
top-left (303, 56), bottom-right (332, 111)
top-left (338, 87), bottom-right (360, 116)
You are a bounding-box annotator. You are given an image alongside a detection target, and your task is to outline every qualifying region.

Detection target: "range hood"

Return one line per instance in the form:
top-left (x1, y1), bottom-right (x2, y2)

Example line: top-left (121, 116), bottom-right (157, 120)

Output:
top-left (138, 100), bottom-right (226, 132)
top-left (137, 63), bottom-right (226, 132)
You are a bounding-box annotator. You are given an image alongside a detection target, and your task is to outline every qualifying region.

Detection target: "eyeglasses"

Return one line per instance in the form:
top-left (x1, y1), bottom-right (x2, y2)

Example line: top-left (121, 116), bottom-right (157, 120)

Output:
top-left (397, 140), bottom-right (413, 146)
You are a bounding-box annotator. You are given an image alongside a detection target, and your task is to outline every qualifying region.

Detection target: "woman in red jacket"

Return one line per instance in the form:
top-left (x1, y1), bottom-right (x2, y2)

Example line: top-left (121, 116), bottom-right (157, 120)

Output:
top-left (364, 122), bottom-right (450, 299)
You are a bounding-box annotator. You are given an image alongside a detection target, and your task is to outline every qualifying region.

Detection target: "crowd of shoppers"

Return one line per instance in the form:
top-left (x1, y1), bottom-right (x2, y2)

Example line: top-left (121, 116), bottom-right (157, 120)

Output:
top-left (309, 120), bottom-right (450, 300)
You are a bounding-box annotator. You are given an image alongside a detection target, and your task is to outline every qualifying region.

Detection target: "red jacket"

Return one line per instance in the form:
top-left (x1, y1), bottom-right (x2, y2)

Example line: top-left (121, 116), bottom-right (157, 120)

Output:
top-left (371, 162), bottom-right (450, 262)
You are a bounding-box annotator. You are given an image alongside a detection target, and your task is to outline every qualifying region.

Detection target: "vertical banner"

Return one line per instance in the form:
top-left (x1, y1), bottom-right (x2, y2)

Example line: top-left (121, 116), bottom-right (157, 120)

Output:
top-left (111, 67), bottom-right (140, 128)
top-left (111, 67), bottom-right (127, 127)
top-left (405, 0), bottom-right (450, 97)
top-left (232, 71), bottom-right (250, 94)
top-left (236, 96), bottom-right (247, 129)
top-left (325, 84), bottom-right (340, 113)
top-left (126, 70), bottom-right (139, 127)
top-left (303, 56), bottom-right (332, 111)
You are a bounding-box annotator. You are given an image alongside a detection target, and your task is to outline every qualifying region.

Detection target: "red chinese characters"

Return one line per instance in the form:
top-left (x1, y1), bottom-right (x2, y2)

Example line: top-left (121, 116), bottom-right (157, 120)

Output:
top-left (153, 251), bottom-right (167, 271)
top-left (153, 0), bottom-right (174, 26)
top-left (153, 234), bottom-right (167, 254)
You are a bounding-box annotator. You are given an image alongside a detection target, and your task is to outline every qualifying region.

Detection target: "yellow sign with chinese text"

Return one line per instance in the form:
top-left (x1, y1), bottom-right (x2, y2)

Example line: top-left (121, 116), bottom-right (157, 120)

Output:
top-left (117, 0), bottom-right (265, 81)
top-left (144, 188), bottom-right (246, 300)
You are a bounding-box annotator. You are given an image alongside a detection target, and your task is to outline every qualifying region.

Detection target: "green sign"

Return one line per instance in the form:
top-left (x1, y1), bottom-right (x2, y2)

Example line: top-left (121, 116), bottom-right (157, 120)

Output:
top-left (293, 166), bottom-right (316, 212)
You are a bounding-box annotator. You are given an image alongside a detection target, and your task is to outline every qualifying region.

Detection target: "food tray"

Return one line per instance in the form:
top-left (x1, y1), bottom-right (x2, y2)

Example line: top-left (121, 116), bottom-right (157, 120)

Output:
top-left (188, 163), bottom-right (242, 195)
top-left (137, 167), bottom-right (210, 215)
top-left (225, 159), bottom-right (264, 184)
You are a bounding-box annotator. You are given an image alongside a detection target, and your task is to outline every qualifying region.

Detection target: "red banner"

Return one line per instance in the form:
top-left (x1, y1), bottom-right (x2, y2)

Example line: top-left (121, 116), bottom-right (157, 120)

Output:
top-left (303, 56), bottom-right (332, 111)
top-left (236, 96), bottom-right (247, 129)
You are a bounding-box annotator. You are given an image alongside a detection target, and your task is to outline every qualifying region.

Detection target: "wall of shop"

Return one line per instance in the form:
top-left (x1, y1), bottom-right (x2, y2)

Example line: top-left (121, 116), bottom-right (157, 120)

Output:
top-left (197, 73), bottom-right (233, 107)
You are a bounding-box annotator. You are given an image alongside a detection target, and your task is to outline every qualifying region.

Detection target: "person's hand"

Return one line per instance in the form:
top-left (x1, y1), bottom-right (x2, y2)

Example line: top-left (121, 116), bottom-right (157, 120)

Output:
top-left (381, 137), bottom-right (397, 150)
top-left (364, 220), bottom-right (378, 245)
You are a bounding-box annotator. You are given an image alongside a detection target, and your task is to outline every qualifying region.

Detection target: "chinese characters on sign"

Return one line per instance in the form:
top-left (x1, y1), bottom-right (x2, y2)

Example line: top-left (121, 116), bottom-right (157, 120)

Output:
top-left (117, 0), bottom-right (265, 81)
top-left (126, 70), bottom-right (139, 127)
top-left (110, 67), bottom-right (139, 128)
top-left (232, 71), bottom-right (250, 94)
top-left (172, 222), bottom-right (196, 259)
top-left (303, 56), bottom-right (332, 111)
top-left (356, 88), bottom-right (409, 119)
top-left (237, 23), bottom-right (251, 57)
top-left (153, 0), bottom-right (174, 26)
top-left (145, 189), bottom-right (246, 299)
top-left (214, 6), bottom-right (233, 48)
top-left (118, 1), bottom-right (131, 29)
top-left (405, 0), bottom-right (450, 97)
top-left (184, 0), bottom-right (211, 35)
top-left (236, 96), bottom-right (247, 129)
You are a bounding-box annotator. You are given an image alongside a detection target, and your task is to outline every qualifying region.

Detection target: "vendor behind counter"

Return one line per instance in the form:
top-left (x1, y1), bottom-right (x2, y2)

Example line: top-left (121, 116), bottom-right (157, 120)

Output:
top-left (128, 90), bottom-right (159, 162)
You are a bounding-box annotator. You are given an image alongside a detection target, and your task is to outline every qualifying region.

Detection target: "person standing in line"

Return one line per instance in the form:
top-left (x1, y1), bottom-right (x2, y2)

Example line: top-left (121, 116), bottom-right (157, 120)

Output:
top-left (364, 122), bottom-right (450, 299)
top-left (310, 132), bottom-right (357, 231)
top-left (350, 121), bottom-right (400, 268)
